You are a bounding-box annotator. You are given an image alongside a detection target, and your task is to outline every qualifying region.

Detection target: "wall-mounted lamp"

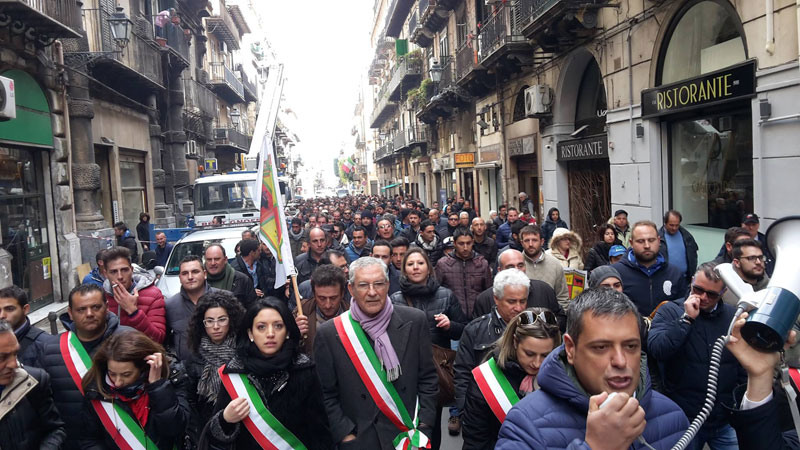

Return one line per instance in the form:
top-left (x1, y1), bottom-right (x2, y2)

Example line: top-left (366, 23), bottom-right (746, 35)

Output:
top-left (759, 98), bottom-right (772, 120)
top-left (635, 123), bottom-right (644, 138)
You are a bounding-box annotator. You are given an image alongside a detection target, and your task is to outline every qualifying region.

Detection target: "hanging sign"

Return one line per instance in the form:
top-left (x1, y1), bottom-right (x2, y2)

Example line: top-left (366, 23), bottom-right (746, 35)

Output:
top-left (454, 152), bottom-right (475, 168)
top-left (556, 134), bottom-right (608, 161)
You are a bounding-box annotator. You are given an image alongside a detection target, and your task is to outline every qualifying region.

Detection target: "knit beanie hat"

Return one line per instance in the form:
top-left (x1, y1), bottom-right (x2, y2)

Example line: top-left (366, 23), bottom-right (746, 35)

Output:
top-left (588, 265), bottom-right (623, 289)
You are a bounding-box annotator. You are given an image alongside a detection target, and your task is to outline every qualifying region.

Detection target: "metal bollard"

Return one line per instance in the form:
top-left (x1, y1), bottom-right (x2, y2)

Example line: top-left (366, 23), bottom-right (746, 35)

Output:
top-left (48, 311), bottom-right (59, 335)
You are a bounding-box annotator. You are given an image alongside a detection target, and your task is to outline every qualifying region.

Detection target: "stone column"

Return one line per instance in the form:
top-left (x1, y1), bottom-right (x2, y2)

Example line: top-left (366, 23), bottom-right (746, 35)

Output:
top-left (164, 71), bottom-right (192, 225)
top-left (146, 94), bottom-right (175, 228)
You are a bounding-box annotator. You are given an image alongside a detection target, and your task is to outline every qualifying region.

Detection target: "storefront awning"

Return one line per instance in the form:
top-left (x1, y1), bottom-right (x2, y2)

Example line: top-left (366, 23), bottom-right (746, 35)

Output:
top-left (381, 183), bottom-right (401, 190)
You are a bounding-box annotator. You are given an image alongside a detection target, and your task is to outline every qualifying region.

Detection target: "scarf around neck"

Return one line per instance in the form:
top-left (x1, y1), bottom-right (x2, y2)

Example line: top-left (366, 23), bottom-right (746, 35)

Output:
top-left (197, 335), bottom-right (237, 402)
top-left (242, 340), bottom-right (295, 377)
top-left (106, 374), bottom-right (150, 427)
top-left (350, 296), bottom-right (402, 381)
top-left (416, 233), bottom-right (439, 251)
top-left (399, 275), bottom-right (440, 299)
top-left (207, 264), bottom-right (236, 291)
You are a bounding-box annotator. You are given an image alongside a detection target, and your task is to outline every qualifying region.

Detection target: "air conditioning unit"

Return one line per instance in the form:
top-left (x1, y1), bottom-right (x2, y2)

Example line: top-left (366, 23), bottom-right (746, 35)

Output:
top-left (185, 140), bottom-right (198, 157)
top-left (525, 84), bottom-right (553, 117)
top-left (0, 76), bottom-right (16, 121)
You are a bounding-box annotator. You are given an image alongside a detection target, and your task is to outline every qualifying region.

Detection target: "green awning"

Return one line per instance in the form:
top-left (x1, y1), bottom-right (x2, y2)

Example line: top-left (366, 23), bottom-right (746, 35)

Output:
top-left (0, 69), bottom-right (53, 148)
top-left (381, 183), bottom-right (401, 190)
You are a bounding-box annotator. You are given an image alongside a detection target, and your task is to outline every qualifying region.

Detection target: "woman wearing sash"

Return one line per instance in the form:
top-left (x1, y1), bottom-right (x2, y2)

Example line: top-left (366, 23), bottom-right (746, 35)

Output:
top-left (461, 308), bottom-right (561, 450)
top-left (390, 247), bottom-right (467, 449)
top-left (79, 330), bottom-right (190, 449)
top-left (183, 290), bottom-right (245, 446)
top-left (206, 297), bottom-right (334, 449)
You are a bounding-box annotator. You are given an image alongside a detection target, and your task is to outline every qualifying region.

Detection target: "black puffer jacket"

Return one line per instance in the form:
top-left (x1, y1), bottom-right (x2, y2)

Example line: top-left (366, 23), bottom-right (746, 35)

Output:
top-left (584, 241), bottom-right (617, 273)
top-left (0, 367), bottom-right (65, 450)
top-left (462, 356), bottom-right (530, 450)
top-left (454, 310), bottom-right (507, 412)
top-left (182, 350), bottom-right (236, 446)
top-left (15, 317), bottom-right (55, 366)
top-left (79, 376), bottom-right (190, 450)
top-left (206, 354), bottom-right (334, 450)
top-left (390, 278), bottom-right (467, 348)
top-left (38, 312), bottom-right (131, 450)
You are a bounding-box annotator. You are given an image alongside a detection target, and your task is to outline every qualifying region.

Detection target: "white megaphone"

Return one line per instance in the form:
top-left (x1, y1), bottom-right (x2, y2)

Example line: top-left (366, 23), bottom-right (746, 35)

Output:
top-left (739, 216), bottom-right (800, 352)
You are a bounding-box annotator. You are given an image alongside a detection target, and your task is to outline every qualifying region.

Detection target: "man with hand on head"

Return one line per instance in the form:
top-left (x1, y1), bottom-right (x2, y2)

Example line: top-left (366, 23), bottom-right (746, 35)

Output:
top-left (496, 288), bottom-right (688, 449)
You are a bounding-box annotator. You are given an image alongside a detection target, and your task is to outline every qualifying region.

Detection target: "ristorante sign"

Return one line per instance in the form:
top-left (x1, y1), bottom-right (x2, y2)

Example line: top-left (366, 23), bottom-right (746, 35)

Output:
top-left (557, 134), bottom-right (608, 162)
top-left (641, 60), bottom-right (756, 118)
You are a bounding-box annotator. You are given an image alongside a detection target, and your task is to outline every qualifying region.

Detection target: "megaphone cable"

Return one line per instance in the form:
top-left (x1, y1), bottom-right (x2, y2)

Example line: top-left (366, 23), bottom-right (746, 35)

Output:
top-left (670, 306), bottom-right (744, 450)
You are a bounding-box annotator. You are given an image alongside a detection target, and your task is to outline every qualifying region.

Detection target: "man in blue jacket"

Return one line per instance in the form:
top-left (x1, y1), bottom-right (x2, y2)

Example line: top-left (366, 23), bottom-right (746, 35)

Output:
top-left (496, 287), bottom-right (688, 449)
top-left (612, 220), bottom-right (687, 318)
top-left (648, 262), bottom-right (745, 449)
top-left (495, 207), bottom-right (519, 249)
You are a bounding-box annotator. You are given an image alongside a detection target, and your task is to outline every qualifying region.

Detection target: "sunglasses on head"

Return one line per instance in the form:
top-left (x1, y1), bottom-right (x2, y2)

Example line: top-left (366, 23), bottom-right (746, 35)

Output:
top-left (518, 310), bottom-right (558, 328)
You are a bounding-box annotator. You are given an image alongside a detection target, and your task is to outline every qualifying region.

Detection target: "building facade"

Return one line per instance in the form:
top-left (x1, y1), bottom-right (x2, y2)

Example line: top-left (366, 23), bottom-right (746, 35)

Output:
top-left (369, 0), bottom-right (799, 259)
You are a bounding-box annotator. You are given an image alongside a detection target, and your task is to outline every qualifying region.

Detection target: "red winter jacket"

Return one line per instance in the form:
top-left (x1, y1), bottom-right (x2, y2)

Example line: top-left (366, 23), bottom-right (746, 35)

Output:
top-left (104, 272), bottom-right (167, 343)
top-left (435, 252), bottom-right (492, 319)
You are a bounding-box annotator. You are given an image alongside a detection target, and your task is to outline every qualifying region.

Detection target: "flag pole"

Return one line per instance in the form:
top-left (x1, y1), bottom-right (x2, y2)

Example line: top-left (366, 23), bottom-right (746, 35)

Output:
top-left (291, 274), bottom-right (303, 312)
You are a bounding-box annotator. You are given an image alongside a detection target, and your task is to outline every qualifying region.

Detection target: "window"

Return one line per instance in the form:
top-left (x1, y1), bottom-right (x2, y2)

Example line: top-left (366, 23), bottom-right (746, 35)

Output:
top-left (574, 60), bottom-right (607, 136)
top-left (512, 86), bottom-right (529, 122)
top-left (658, 0), bottom-right (746, 85)
top-left (119, 153), bottom-right (148, 224)
top-left (194, 180), bottom-right (257, 214)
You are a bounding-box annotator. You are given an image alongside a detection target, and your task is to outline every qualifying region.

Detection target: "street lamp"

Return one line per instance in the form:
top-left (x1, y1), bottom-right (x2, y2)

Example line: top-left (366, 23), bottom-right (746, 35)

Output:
top-left (428, 59), bottom-right (442, 96)
top-left (230, 107), bottom-right (241, 128)
top-left (107, 6), bottom-right (134, 50)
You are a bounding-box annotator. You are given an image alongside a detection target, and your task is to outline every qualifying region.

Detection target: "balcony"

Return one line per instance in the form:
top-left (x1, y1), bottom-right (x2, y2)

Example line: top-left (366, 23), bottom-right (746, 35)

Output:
top-left (515, 0), bottom-right (605, 51)
top-left (385, 0), bottom-right (415, 38)
top-left (205, 2), bottom-right (239, 50)
top-left (392, 131), bottom-right (407, 152)
top-left (0, 0), bottom-right (82, 38)
top-left (208, 62), bottom-right (245, 104)
top-left (394, 125), bottom-right (428, 152)
top-left (385, 56), bottom-right (423, 101)
top-left (183, 77), bottom-right (216, 118)
top-left (417, 56), bottom-right (473, 124)
top-left (152, 16), bottom-right (190, 68)
top-left (212, 126), bottom-right (251, 154)
top-left (411, 0), bottom-right (454, 48)
top-left (370, 87), bottom-right (398, 128)
top-left (240, 70), bottom-right (258, 102)
top-left (478, 4), bottom-right (532, 72)
top-left (80, 6), bottom-right (164, 90)
top-left (375, 143), bottom-right (395, 162)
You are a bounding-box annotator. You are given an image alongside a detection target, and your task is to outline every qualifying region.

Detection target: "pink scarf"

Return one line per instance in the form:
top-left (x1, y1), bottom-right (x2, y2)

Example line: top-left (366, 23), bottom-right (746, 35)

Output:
top-left (350, 297), bottom-right (402, 381)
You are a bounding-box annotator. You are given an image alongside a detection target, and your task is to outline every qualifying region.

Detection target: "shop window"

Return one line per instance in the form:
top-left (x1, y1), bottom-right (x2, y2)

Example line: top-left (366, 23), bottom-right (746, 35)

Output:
top-left (658, 0), bottom-right (746, 85)
top-left (0, 147), bottom-right (53, 310)
top-left (669, 111), bottom-right (753, 230)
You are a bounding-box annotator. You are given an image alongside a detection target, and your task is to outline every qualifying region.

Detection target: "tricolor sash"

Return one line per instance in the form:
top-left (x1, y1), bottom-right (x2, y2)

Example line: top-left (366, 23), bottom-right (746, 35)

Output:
top-left (60, 332), bottom-right (160, 450)
top-left (471, 358), bottom-right (520, 422)
top-left (218, 366), bottom-right (308, 450)
top-left (333, 311), bottom-right (431, 450)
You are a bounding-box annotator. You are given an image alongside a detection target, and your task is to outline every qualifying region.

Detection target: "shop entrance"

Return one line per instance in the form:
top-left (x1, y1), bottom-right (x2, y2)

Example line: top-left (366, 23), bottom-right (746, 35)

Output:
top-left (567, 159), bottom-right (610, 250)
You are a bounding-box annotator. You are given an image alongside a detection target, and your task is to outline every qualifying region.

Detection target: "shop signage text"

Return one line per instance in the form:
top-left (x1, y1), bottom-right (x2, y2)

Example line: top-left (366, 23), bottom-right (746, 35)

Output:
top-left (508, 135), bottom-right (536, 157)
top-left (556, 134), bottom-right (608, 161)
top-left (641, 60), bottom-right (756, 118)
top-left (479, 144), bottom-right (501, 163)
top-left (455, 152), bottom-right (475, 168)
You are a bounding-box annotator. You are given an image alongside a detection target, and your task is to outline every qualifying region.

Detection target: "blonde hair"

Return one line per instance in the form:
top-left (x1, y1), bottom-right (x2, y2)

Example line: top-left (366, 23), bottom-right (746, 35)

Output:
top-left (495, 307), bottom-right (561, 370)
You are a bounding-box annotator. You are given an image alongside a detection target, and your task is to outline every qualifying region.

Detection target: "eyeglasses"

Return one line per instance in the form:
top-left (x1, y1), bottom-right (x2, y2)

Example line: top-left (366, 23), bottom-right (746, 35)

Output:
top-left (203, 316), bottom-right (229, 327)
top-left (738, 255), bottom-right (766, 263)
top-left (378, 224), bottom-right (393, 229)
top-left (690, 284), bottom-right (723, 301)
top-left (354, 281), bottom-right (389, 292)
top-left (518, 310), bottom-right (558, 328)
top-left (448, 218), bottom-right (459, 221)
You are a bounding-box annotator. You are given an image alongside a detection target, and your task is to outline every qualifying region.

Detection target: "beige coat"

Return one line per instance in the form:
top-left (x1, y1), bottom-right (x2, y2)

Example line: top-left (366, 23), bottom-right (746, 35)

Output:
top-left (546, 228), bottom-right (584, 270)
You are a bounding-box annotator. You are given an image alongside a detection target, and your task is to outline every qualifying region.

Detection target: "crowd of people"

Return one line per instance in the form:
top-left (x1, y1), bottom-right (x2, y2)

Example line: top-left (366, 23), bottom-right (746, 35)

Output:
top-left (0, 192), bottom-right (796, 450)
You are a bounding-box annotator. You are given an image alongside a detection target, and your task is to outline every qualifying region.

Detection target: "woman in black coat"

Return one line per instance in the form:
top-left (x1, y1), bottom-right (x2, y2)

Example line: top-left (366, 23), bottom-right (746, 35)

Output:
top-left (390, 247), bottom-right (467, 348)
top-left (462, 308), bottom-right (561, 450)
top-left (79, 330), bottom-right (190, 450)
top-left (182, 290), bottom-right (245, 447)
top-left (205, 297), bottom-right (333, 450)
top-left (136, 212), bottom-right (151, 251)
top-left (541, 207), bottom-right (568, 249)
top-left (584, 224), bottom-right (622, 273)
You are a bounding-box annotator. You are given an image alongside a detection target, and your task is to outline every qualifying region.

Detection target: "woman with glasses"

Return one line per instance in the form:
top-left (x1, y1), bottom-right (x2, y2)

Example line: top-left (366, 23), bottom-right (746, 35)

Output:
top-left (462, 308), bottom-right (561, 450)
top-left (391, 247), bottom-right (467, 449)
top-left (79, 330), bottom-right (190, 449)
top-left (183, 290), bottom-right (245, 446)
top-left (206, 297), bottom-right (333, 449)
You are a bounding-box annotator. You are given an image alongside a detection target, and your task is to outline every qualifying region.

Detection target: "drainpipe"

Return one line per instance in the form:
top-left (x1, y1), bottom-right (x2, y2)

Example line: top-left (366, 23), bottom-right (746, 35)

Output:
top-left (796, 0), bottom-right (800, 69)
top-left (766, 0), bottom-right (775, 55)
top-left (627, 26), bottom-right (635, 162)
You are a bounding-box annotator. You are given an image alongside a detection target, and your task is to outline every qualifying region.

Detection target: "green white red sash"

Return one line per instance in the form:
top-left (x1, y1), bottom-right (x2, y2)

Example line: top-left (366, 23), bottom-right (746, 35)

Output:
top-left (218, 366), bottom-right (308, 450)
top-left (59, 332), bottom-right (159, 450)
top-left (471, 358), bottom-right (520, 422)
top-left (333, 311), bottom-right (430, 450)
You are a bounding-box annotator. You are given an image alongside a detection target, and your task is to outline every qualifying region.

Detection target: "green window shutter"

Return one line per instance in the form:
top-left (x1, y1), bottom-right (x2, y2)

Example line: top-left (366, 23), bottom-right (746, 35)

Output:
top-left (0, 69), bottom-right (54, 148)
top-left (395, 39), bottom-right (408, 57)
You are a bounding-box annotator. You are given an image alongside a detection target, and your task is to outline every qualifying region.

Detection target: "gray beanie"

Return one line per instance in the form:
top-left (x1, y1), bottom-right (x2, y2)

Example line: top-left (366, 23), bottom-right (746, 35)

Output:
top-left (588, 265), bottom-right (623, 289)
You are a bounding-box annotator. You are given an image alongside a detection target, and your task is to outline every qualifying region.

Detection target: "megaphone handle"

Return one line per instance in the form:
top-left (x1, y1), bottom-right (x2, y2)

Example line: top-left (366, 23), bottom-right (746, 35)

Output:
top-left (780, 363), bottom-right (800, 441)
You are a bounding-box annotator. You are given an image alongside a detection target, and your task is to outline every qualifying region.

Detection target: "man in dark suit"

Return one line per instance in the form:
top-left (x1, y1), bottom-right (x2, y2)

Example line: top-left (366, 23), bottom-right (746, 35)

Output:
top-left (314, 257), bottom-right (438, 449)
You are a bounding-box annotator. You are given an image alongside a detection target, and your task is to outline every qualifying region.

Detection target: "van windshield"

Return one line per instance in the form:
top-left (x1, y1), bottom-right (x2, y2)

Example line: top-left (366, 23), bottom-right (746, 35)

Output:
top-left (194, 180), bottom-right (257, 215)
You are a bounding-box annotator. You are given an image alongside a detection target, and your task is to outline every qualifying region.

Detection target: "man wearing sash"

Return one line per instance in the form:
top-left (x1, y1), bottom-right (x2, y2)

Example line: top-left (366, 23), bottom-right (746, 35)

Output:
top-left (315, 257), bottom-right (438, 449)
top-left (38, 284), bottom-right (132, 450)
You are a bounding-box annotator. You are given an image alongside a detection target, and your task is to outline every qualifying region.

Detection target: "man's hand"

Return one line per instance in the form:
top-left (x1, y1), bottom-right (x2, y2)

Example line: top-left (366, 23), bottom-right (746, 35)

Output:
top-left (727, 312), bottom-right (797, 403)
top-left (434, 313), bottom-right (450, 330)
top-left (113, 284), bottom-right (139, 315)
top-left (684, 295), bottom-right (700, 320)
top-left (255, 288), bottom-right (264, 298)
top-left (341, 434), bottom-right (356, 443)
top-left (585, 392), bottom-right (646, 450)
top-left (296, 314), bottom-right (309, 336)
top-left (222, 397), bottom-right (250, 423)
